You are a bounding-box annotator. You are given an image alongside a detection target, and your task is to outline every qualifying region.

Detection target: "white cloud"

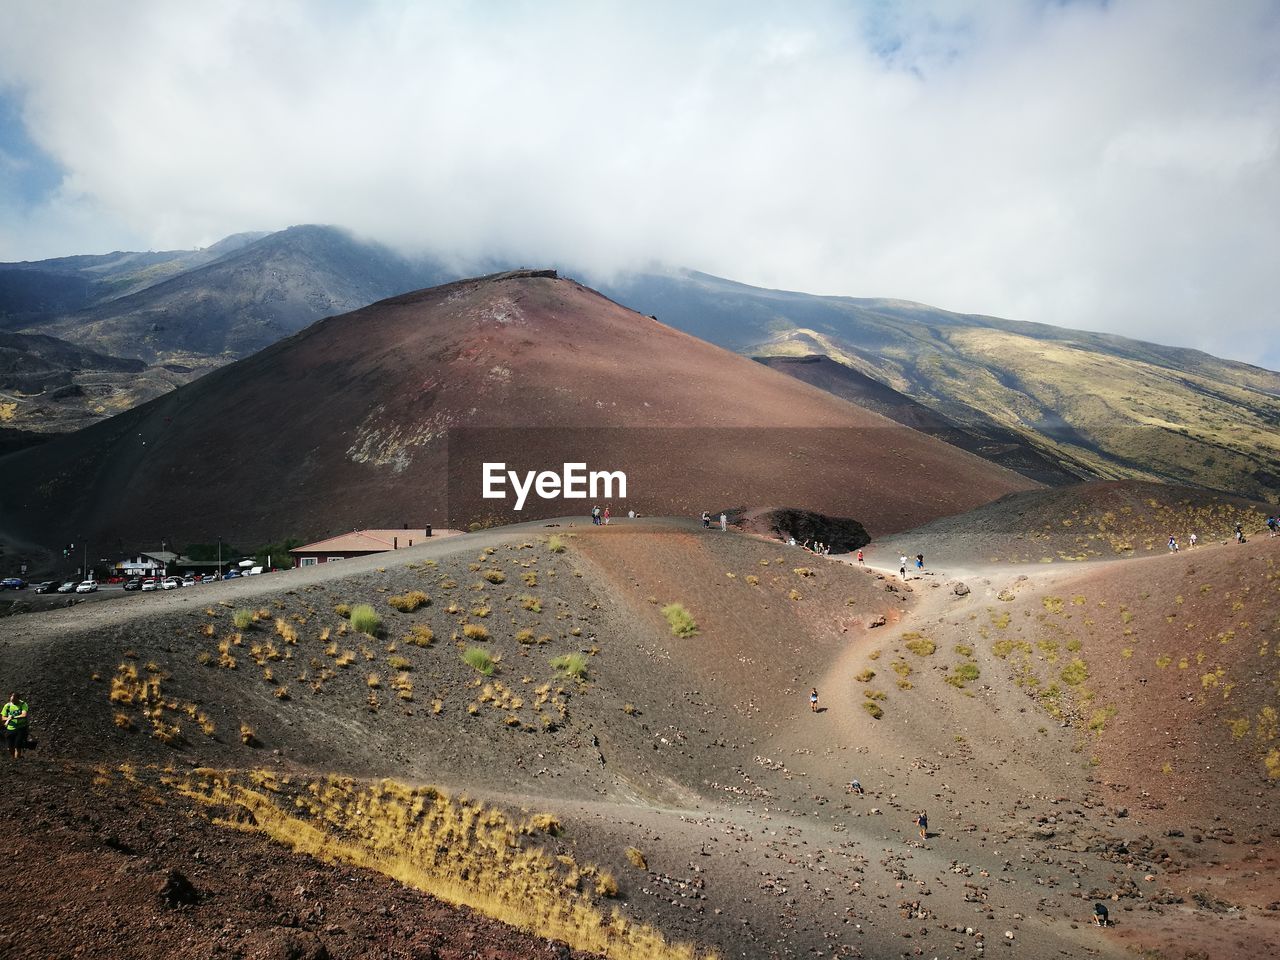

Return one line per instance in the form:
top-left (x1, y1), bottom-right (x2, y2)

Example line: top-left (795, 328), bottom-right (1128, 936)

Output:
top-left (0, 0), bottom-right (1277, 367)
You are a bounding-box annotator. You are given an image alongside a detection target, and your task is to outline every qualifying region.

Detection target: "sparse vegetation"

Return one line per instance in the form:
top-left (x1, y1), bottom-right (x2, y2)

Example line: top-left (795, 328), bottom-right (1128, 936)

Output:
top-left (404, 625), bottom-right (434, 647)
top-left (232, 609), bottom-right (254, 630)
top-left (462, 647), bottom-right (496, 675)
top-left (462, 623), bottom-right (490, 641)
top-left (903, 634), bottom-right (936, 656)
top-left (550, 653), bottom-right (588, 680)
top-left (861, 700), bottom-right (884, 720)
top-left (350, 604), bottom-right (382, 635)
top-left (661, 602), bottom-right (698, 637)
top-left (482, 569), bottom-right (507, 584)
top-left (547, 535), bottom-right (566, 553)
top-left (388, 590), bottom-right (430, 612)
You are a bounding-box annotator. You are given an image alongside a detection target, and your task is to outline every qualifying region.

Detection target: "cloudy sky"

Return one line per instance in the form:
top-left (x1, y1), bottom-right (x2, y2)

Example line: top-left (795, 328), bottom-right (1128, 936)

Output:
top-left (1, 1), bottom-right (1277, 368)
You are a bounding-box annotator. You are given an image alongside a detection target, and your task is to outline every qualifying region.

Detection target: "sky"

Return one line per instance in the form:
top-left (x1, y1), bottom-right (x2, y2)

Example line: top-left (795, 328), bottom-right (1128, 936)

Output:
top-left (1, 0), bottom-right (1277, 368)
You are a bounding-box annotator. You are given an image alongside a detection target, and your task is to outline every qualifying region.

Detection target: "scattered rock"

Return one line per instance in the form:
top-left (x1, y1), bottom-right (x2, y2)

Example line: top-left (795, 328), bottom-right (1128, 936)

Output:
top-left (157, 868), bottom-right (200, 907)
top-left (951, 581), bottom-right (970, 596)
top-left (869, 615), bottom-right (886, 628)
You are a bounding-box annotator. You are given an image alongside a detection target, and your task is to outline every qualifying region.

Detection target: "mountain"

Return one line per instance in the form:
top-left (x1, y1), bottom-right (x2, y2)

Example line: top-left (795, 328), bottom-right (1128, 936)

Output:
top-left (597, 270), bottom-right (1280, 502)
top-left (0, 330), bottom-right (188, 434)
top-left (22, 225), bottom-right (448, 364)
top-left (0, 231), bottom-right (266, 328)
top-left (0, 271), bottom-right (1034, 552)
top-left (754, 354), bottom-right (1084, 485)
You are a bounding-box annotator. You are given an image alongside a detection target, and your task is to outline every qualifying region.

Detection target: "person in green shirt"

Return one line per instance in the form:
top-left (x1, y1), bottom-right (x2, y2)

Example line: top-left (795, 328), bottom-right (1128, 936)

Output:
top-left (2, 693), bottom-right (29, 759)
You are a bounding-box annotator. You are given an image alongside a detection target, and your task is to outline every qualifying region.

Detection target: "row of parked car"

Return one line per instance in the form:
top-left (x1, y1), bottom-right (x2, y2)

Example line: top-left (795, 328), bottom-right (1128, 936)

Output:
top-left (3, 570), bottom-right (260, 595)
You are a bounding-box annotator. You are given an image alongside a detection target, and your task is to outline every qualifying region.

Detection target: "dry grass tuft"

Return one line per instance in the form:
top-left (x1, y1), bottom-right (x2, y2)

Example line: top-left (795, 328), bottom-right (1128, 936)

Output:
top-left (389, 590), bottom-right (430, 613)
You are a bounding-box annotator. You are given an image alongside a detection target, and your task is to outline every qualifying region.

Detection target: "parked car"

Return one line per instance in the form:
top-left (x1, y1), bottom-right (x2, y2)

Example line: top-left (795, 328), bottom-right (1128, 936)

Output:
top-left (141, 578), bottom-right (159, 592)
top-left (161, 577), bottom-right (181, 590)
top-left (0, 577), bottom-right (26, 590)
top-left (222, 570), bottom-right (240, 580)
top-left (123, 578), bottom-right (142, 591)
top-left (57, 580), bottom-right (78, 593)
top-left (75, 580), bottom-right (98, 593)
top-left (33, 581), bottom-right (55, 594)
top-left (181, 576), bottom-right (196, 587)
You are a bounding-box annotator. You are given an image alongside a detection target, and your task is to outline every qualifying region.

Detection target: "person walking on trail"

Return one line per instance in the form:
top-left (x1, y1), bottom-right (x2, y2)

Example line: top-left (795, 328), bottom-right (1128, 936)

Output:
top-left (701, 511), bottom-right (710, 528)
top-left (1168, 535), bottom-right (1179, 553)
top-left (857, 548), bottom-right (864, 565)
top-left (1267, 516), bottom-right (1279, 537)
top-left (1092, 902), bottom-right (1110, 927)
top-left (809, 688), bottom-right (819, 712)
top-left (914, 810), bottom-right (928, 841)
top-left (1189, 532), bottom-right (1198, 548)
top-left (3, 693), bottom-right (29, 760)
top-left (1236, 522), bottom-right (1246, 544)
top-left (603, 505), bottom-right (611, 525)
top-left (846, 778), bottom-right (864, 796)
top-left (915, 553), bottom-right (924, 571)
top-left (719, 513), bottom-right (727, 532)
top-left (899, 555), bottom-right (909, 580)
top-left (591, 505), bottom-right (601, 526)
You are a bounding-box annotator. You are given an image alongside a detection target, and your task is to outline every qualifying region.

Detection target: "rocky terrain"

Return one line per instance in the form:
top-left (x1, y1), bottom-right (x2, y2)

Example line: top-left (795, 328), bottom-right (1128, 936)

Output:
top-left (2, 500), bottom-right (1276, 959)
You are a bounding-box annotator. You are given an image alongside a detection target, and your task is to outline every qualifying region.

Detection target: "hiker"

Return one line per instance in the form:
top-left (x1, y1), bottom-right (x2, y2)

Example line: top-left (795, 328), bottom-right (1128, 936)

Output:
top-left (591, 505), bottom-right (601, 526)
top-left (857, 548), bottom-right (864, 565)
top-left (1092, 902), bottom-right (1109, 927)
top-left (915, 553), bottom-right (924, 570)
top-left (846, 778), bottom-right (864, 796)
top-left (3, 693), bottom-right (29, 760)
top-left (627, 509), bottom-right (635, 519)
top-left (701, 511), bottom-right (710, 529)
top-left (603, 505), bottom-right (611, 525)
top-left (899, 555), bottom-right (909, 579)
top-left (809, 688), bottom-right (819, 712)
top-left (1267, 516), bottom-right (1279, 537)
top-left (787, 536), bottom-right (797, 546)
top-left (1236, 523), bottom-right (1246, 544)
top-left (719, 513), bottom-right (727, 532)
top-left (1168, 535), bottom-right (1178, 553)
top-left (1189, 532), bottom-right (1198, 548)
top-left (914, 810), bottom-right (928, 841)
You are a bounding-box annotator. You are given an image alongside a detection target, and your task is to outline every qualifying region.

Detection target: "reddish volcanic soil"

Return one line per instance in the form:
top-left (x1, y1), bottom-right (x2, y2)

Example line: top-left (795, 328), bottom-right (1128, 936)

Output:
top-left (0, 271), bottom-right (1034, 556)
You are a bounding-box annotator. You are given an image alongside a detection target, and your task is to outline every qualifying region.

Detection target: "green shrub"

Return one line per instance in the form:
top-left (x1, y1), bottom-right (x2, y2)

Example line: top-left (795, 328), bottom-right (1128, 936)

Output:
top-left (349, 604), bottom-right (382, 635)
top-left (903, 635), bottom-right (936, 656)
top-left (1061, 658), bottom-right (1089, 685)
top-left (862, 701), bottom-right (884, 720)
top-left (232, 609), bottom-right (254, 630)
top-left (945, 662), bottom-right (981, 688)
top-left (548, 535), bottom-right (566, 553)
top-left (661, 603), bottom-right (698, 637)
top-left (550, 652), bottom-right (589, 679)
top-left (461, 647), bottom-right (495, 675)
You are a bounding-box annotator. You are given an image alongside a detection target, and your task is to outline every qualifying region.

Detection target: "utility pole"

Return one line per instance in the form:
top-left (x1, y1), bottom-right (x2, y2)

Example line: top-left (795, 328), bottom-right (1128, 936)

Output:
top-left (217, 537), bottom-right (222, 580)
top-left (82, 539), bottom-right (88, 581)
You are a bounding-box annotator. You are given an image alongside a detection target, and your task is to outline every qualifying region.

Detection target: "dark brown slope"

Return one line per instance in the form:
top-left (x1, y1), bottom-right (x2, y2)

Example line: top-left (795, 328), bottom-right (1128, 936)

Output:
top-left (0, 271), bottom-right (1035, 550)
top-left (755, 354), bottom-right (1087, 485)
